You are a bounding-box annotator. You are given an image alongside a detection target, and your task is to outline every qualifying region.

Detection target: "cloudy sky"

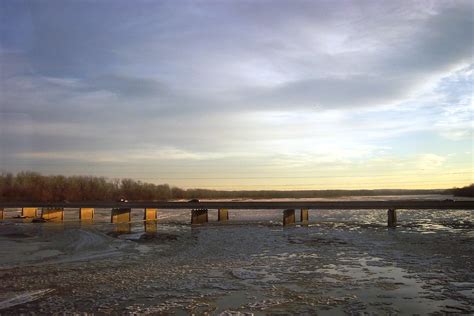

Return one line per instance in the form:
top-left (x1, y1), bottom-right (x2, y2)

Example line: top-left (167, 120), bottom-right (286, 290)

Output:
top-left (0, 0), bottom-right (472, 189)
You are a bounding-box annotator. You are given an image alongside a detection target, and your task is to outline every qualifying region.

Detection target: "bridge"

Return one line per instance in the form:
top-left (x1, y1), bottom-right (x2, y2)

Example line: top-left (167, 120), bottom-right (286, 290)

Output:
top-left (0, 200), bottom-right (473, 231)
top-left (1, 200), bottom-right (472, 210)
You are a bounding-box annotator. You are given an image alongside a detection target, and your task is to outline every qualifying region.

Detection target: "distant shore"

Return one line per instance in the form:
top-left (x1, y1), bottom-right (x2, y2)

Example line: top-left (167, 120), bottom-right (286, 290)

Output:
top-left (2, 172), bottom-right (472, 203)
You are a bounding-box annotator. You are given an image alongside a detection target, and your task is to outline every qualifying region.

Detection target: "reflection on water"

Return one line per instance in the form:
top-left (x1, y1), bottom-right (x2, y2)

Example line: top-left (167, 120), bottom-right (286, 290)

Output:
top-left (144, 221), bottom-right (158, 234)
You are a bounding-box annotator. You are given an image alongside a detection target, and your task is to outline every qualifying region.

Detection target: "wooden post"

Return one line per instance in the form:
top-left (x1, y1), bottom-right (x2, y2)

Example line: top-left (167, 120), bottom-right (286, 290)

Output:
top-left (111, 208), bottom-right (131, 233)
top-left (300, 208), bottom-right (309, 225)
top-left (387, 209), bottom-right (397, 228)
top-left (22, 207), bottom-right (38, 218)
top-left (42, 208), bottom-right (64, 222)
top-left (79, 208), bottom-right (94, 221)
top-left (191, 209), bottom-right (208, 224)
top-left (0, 208), bottom-right (3, 220)
top-left (283, 209), bottom-right (296, 226)
top-left (218, 209), bottom-right (229, 221)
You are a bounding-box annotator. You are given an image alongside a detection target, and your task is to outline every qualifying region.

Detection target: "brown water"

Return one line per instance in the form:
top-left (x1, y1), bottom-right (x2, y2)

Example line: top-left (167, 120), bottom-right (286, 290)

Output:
top-left (0, 206), bottom-right (473, 314)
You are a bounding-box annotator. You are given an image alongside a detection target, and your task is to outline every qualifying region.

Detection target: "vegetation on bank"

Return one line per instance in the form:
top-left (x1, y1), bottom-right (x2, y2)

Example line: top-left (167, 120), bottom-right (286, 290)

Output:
top-left (451, 184), bottom-right (474, 197)
top-left (0, 171), bottom-right (458, 202)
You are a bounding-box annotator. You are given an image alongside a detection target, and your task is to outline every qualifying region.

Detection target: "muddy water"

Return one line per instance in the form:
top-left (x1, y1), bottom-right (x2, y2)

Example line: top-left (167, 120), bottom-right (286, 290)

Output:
top-left (0, 208), bottom-right (473, 315)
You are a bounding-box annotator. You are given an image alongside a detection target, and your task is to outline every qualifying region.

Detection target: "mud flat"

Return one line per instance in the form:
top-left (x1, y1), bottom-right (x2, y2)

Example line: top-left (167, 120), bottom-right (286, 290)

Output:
top-left (0, 209), bottom-right (473, 314)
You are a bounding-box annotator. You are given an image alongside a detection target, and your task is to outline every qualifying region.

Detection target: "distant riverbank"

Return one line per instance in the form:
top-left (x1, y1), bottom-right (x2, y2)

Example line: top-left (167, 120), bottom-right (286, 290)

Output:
top-left (2, 171), bottom-right (469, 204)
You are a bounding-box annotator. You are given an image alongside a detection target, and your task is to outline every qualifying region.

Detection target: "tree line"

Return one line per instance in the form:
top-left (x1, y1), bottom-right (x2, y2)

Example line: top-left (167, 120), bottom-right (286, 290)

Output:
top-left (0, 171), bottom-right (461, 202)
top-left (0, 172), bottom-right (174, 202)
top-left (451, 184), bottom-right (474, 197)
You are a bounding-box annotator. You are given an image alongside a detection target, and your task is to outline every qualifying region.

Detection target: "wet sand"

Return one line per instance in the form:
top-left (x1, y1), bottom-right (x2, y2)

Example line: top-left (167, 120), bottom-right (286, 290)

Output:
top-left (0, 208), bottom-right (473, 314)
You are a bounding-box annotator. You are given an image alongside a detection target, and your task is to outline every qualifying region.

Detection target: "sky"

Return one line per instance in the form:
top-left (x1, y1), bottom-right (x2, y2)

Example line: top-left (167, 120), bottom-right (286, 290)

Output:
top-left (0, 0), bottom-right (473, 190)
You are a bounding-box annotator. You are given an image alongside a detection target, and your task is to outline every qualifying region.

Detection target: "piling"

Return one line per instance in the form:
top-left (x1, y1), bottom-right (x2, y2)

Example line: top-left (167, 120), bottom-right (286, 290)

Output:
top-left (79, 208), bottom-right (94, 221)
top-left (22, 207), bottom-right (38, 218)
top-left (218, 208), bottom-right (229, 221)
top-left (191, 209), bottom-right (208, 224)
top-left (387, 209), bottom-right (397, 228)
top-left (283, 209), bottom-right (296, 226)
top-left (42, 208), bottom-right (64, 222)
top-left (300, 208), bottom-right (309, 225)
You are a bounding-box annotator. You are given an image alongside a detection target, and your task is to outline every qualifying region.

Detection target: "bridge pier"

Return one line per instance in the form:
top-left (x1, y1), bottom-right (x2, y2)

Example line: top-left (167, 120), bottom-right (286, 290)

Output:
top-left (191, 209), bottom-right (208, 224)
top-left (144, 208), bottom-right (158, 233)
top-left (300, 208), bottom-right (309, 225)
top-left (387, 209), bottom-right (397, 228)
top-left (42, 208), bottom-right (64, 222)
top-left (111, 208), bottom-right (131, 233)
top-left (283, 209), bottom-right (296, 226)
top-left (218, 208), bottom-right (229, 221)
top-left (144, 208), bottom-right (157, 221)
top-left (79, 208), bottom-right (94, 221)
top-left (22, 207), bottom-right (38, 218)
